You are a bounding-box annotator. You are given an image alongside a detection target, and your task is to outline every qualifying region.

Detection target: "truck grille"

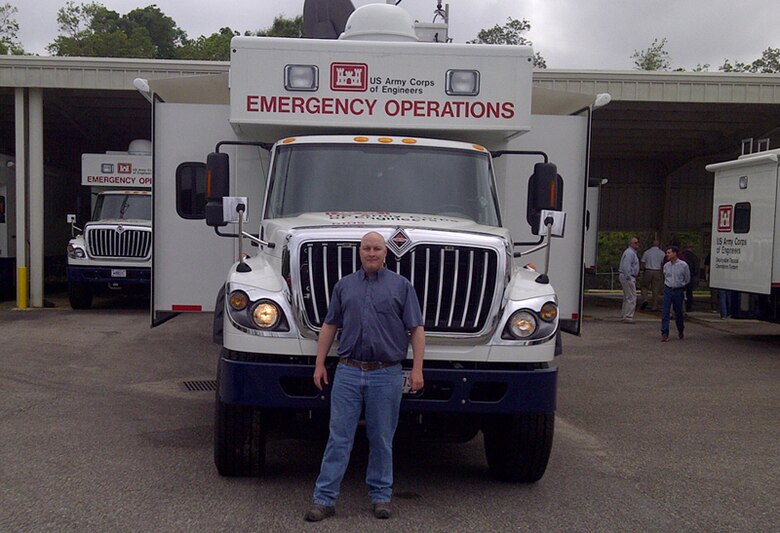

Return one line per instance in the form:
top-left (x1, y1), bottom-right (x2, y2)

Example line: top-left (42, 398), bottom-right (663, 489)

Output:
top-left (86, 227), bottom-right (151, 259)
top-left (298, 241), bottom-right (499, 334)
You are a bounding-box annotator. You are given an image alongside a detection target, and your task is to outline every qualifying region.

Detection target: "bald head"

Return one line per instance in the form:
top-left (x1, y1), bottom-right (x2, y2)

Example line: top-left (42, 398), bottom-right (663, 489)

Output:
top-left (359, 232), bottom-right (387, 275)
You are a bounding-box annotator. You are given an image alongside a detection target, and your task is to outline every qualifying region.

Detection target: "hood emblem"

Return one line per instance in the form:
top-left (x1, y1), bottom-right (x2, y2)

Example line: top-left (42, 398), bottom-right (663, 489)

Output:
top-left (115, 225), bottom-right (125, 234)
top-left (387, 228), bottom-right (412, 257)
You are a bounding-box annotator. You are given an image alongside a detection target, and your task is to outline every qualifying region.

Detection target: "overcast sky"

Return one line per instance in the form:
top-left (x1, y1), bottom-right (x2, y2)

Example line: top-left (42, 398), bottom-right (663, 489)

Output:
top-left (13, 0), bottom-right (780, 70)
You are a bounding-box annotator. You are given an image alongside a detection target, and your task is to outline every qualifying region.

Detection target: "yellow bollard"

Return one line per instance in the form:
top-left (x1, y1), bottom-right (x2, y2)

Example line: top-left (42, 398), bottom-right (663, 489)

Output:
top-left (17, 266), bottom-right (27, 308)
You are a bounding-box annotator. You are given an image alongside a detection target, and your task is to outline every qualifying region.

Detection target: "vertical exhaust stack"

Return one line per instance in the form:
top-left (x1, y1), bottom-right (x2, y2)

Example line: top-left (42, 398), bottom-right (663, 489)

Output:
top-left (303, 0), bottom-right (355, 39)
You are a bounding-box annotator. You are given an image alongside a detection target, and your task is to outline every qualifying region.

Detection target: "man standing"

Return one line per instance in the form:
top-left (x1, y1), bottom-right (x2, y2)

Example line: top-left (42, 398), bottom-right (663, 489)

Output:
top-left (661, 245), bottom-right (690, 342)
top-left (618, 236), bottom-right (640, 323)
top-left (305, 231), bottom-right (425, 522)
top-left (640, 239), bottom-right (665, 311)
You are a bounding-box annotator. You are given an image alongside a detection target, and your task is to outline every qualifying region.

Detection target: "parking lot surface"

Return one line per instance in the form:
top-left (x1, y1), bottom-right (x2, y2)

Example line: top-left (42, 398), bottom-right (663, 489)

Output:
top-left (1, 294), bottom-right (778, 532)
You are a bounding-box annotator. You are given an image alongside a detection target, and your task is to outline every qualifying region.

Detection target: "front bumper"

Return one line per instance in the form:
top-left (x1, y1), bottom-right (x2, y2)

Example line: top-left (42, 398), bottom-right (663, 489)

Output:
top-left (219, 351), bottom-right (557, 415)
top-left (67, 266), bottom-right (150, 285)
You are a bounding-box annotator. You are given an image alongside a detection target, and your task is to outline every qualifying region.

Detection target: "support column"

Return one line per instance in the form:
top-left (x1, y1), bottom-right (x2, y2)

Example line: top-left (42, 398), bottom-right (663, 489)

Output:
top-left (29, 88), bottom-right (44, 308)
top-left (14, 88), bottom-right (27, 308)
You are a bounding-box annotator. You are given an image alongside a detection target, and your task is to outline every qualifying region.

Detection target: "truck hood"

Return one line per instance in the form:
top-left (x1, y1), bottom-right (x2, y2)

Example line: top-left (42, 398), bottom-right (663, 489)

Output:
top-left (263, 212), bottom-right (509, 245)
top-left (85, 218), bottom-right (151, 228)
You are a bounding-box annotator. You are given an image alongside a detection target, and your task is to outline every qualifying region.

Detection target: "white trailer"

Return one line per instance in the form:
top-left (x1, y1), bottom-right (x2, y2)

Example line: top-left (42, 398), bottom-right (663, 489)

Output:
top-left (66, 140), bottom-right (152, 309)
top-left (706, 147), bottom-right (780, 321)
top-left (148, 3), bottom-right (597, 481)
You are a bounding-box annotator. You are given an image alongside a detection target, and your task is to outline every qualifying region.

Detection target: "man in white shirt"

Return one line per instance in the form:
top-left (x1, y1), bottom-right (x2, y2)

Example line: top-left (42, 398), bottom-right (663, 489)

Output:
top-left (618, 236), bottom-right (640, 323)
top-left (640, 240), bottom-right (665, 311)
top-left (661, 245), bottom-right (691, 342)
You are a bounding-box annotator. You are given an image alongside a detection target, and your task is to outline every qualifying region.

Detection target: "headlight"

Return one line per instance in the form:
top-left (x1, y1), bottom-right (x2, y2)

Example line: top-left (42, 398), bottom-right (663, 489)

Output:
top-left (67, 244), bottom-right (85, 259)
top-left (251, 300), bottom-right (280, 329)
top-left (539, 302), bottom-right (558, 322)
top-left (508, 310), bottom-right (537, 338)
top-left (229, 290), bottom-right (249, 311)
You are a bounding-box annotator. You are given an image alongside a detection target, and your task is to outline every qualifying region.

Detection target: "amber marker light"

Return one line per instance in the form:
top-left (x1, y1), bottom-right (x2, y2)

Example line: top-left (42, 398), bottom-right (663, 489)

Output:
top-left (229, 290), bottom-right (249, 311)
top-left (472, 144), bottom-right (486, 151)
top-left (401, 138), bottom-right (417, 144)
top-left (354, 136), bottom-right (369, 142)
top-left (539, 302), bottom-right (558, 322)
top-left (282, 138), bottom-right (296, 144)
top-left (378, 137), bottom-right (393, 143)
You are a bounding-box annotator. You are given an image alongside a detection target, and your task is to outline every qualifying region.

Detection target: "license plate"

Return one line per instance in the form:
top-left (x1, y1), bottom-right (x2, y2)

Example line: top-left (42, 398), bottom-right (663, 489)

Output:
top-left (402, 369), bottom-right (412, 394)
top-left (111, 269), bottom-right (127, 278)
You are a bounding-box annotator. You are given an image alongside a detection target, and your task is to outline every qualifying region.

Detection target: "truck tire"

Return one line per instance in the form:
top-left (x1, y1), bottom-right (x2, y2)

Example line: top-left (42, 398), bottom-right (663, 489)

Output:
top-left (214, 366), bottom-right (266, 477)
top-left (483, 413), bottom-right (554, 483)
top-left (68, 282), bottom-right (93, 309)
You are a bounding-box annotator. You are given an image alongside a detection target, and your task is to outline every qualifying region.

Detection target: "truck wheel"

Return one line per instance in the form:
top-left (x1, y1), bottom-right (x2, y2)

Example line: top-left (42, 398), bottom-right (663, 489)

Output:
top-left (483, 413), bottom-right (554, 482)
top-left (68, 282), bottom-right (93, 309)
top-left (214, 389), bottom-right (266, 476)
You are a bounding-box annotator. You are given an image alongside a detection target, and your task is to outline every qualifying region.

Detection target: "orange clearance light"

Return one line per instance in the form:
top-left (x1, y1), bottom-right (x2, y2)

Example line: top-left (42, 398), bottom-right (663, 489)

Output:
top-left (525, 263), bottom-right (537, 271)
top-left (472, 144), bottom-right (486, 151)
top-left (354, 136), bottom-right (369, 142)
top-left (282, 138), bottom-right (296, 144)
top-left (378, 137), bottom-right (393, 143)
top-left (401, 138), bottom-right (417, 144)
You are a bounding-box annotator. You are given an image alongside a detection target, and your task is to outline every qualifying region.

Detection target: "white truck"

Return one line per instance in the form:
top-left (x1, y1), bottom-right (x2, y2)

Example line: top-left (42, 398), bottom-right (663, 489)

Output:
top-left (66, 140), bottom-right (152, 309)
top-left (148, 3), bottom-right (596, 481)
top-left (706, 146), bottom-right (780, 321)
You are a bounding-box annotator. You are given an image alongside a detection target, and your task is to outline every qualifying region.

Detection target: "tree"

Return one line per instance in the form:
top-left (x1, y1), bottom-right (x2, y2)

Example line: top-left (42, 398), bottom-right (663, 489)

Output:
top-left (177, 27), bottom-right (238, 61)
top-left (720, 47), bottom-right (780, 73)
top-left (253, 15), bottom-right (303, 38)
top-left (632, 37), bottom-right (671, 71)
top-left (47, 1), bottom-right (185, 59)
top-left (0, 2), bottom-right (24, 55)
top-left (121, 5), bottom-right (185, 58)
top-left (469, 17), bottom-right (546, 68)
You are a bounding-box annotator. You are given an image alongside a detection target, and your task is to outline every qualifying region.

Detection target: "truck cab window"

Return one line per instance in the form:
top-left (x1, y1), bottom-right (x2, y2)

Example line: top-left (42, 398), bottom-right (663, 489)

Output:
top-left (176, 162), bottom-right (208, 219)
top-left (265, 144), bottom-right (500, 226)
top-left (733, 202), bottom-right (750, 234)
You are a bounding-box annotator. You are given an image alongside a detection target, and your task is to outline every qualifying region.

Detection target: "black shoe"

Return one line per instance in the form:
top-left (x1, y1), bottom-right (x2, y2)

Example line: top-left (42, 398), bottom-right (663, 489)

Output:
top-left (372, 502), bottom-right (392, 519)
top-left (640, 301), bottom-right (648, 310)
top-left (678, 332), bottom-right (684, 339)
top-left (305, 504), bottom-right (335, 522)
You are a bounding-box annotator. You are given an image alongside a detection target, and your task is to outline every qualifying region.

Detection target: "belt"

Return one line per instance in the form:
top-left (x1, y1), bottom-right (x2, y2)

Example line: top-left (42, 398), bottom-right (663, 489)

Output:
top-left (665, 285), bottom-right (684, 290)
top-left (340, 357), bottom-right (400, 371)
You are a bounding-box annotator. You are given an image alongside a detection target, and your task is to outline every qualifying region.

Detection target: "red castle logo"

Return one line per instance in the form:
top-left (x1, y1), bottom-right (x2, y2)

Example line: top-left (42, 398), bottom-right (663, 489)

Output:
top-left (331, 62), bottom-right (368, 92)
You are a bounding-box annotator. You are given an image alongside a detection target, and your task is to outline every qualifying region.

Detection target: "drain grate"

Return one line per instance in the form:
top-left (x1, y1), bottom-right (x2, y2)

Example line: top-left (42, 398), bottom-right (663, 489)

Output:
top-left (180, 380), bottom-right (217, 392)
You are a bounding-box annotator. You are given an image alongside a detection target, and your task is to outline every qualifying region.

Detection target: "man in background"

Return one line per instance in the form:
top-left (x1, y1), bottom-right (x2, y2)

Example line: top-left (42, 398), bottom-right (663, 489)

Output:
top-left (618, 236), bottom-right (640, 323)
top-left (640, 239), bottom-right (665, 311)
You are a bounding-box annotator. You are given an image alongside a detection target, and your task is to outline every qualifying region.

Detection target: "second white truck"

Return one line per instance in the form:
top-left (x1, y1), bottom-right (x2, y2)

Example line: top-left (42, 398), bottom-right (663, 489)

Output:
top-left (66, 140), bottom-right (152, 309)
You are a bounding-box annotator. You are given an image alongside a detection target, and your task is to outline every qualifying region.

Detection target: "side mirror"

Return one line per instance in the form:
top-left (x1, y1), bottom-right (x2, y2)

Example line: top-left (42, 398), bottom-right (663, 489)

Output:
top-left (526, 162), bottom-right (563, 235)
top-left (66, 214), bottom-right (77, 224)
top-left (205, 152), bottom-right (230, 227)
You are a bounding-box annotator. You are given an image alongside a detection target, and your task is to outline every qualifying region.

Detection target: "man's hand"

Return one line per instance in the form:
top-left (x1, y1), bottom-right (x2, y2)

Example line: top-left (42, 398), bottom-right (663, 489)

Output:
top-left (409, 367), bottom-right (424, 393)
top-left (313, 363), bottom-right (329, 391)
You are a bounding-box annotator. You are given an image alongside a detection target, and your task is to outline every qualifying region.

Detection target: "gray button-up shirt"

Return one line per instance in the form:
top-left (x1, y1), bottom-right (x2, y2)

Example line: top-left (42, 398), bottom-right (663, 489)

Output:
top-left (324, 267), bottom-right (423, 363)
top-left (619, 246), bottom-right (639, 279)
top-left (663, 259), bottom-right (690, 289)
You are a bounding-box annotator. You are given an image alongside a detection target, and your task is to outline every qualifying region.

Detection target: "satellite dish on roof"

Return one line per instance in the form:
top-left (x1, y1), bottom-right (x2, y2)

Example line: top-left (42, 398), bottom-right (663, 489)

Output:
top-left (303, 0), bottom-right (355, 39)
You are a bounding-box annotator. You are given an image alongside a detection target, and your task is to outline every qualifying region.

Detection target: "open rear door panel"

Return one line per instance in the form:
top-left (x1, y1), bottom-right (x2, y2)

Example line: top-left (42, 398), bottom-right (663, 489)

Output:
top-left (493, 113), bottom-right (590, 335)
top-left (152, 102), bottom-right (265, 325)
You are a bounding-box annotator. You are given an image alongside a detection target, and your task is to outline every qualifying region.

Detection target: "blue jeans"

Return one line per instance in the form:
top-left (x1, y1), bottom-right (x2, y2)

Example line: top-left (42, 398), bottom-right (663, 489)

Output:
top-left (661, 286), bottom-right (685, 336)
top-left (718, 289), bottom-right (731, 318)
top-left (313, 362), bottom-right (403, 506)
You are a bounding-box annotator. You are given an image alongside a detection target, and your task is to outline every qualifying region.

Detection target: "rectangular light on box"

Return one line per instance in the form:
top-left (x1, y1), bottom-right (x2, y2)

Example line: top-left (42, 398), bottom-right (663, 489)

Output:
top-left (446, 69), bottom-right (480, 96)
top-left (284, 65), bottom-right (319, 91)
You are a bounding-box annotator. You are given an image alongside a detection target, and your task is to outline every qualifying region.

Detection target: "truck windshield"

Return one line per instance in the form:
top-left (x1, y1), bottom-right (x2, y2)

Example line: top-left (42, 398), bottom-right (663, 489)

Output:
top-left (93, 194), bottom-right (151, 221)
top-left (265, 143), bottom-right (500, 225)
